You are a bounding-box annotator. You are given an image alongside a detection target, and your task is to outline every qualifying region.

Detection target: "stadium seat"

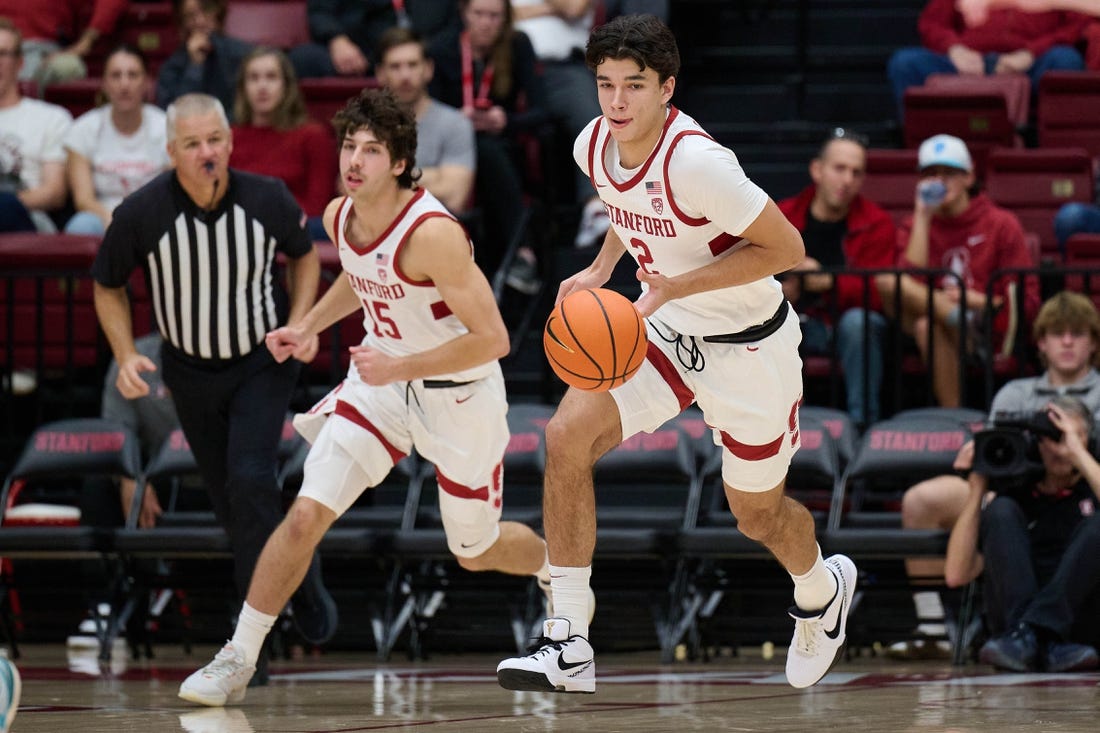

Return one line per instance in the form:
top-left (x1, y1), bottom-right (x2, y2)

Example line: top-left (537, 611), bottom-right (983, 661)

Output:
top-left (95, 2), bottom-right (178, 78)
top-left (300, 77), bottom-right (380, 125)
top-left (1038, 72), bottom-right (1100, 159)
top-left (984, 147), bottom-right (1094, 262)
top-left (0, 418), bottom-right (143, 659)
top-left (923, 72), bottom-right (1030, 128)
top-left (1065, 233), bottom-right (1100, 308)
top-left (902, 87), bottom-right (1020, 178)
top-left (224, 1), bottom-right (310, 50)
top-left (863, 148), bottom-right (919, 225)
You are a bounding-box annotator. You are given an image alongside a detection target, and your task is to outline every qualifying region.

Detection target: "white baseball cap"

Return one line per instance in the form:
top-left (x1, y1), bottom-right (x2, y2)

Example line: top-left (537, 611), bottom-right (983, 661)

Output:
top-left (918, 134), bottom-right (973, 173)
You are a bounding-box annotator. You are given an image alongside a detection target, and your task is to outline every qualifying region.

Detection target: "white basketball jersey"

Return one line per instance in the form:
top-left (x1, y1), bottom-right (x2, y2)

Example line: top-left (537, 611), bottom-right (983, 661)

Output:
top-left (333, 189), bottom-right (497, 382)
top-left (575, 106), bottom-right (784, 336)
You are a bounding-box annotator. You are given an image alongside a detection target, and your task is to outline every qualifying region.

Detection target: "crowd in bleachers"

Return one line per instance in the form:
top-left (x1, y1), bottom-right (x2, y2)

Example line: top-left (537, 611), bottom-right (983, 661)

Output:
top-left (4, 0), bottom-right (1100, 671)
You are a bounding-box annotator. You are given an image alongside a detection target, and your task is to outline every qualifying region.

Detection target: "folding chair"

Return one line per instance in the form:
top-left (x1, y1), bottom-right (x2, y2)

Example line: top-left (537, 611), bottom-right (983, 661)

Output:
top-left (0, 418), bottom-right (142, 659)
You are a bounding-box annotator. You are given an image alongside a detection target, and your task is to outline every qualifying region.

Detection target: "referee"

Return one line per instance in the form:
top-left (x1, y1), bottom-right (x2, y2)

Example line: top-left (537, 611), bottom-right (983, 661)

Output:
top-left (92, 94), bottom-right (336, 683)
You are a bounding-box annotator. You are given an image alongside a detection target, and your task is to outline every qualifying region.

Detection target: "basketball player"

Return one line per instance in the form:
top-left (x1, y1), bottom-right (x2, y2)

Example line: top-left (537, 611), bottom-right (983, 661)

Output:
top-left (496, 14), bottom-right (857, 693)
top-left (179, 88), bottom-right (555, 706)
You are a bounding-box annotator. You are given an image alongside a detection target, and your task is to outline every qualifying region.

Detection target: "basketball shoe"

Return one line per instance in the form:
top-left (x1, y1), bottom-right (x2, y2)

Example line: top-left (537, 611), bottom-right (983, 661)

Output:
top-left (785, 554), bottom-right (857, 689)
top-left (179, 642), bottom-right (255, 706)
top-left (497, 618), bottom-right (595, 693)
top-left (0, 656), bottom-right (20, 733)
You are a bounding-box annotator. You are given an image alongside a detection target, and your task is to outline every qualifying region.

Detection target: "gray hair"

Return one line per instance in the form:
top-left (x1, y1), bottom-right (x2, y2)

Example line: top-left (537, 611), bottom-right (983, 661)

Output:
top-left (1050, 395), bottom-right (1095, 438)
top-left (166, 93), bottom-right (229, 142)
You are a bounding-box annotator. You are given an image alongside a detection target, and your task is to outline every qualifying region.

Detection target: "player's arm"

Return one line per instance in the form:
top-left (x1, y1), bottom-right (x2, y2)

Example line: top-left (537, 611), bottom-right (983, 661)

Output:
top-left (636, 200), bottom-right (803, 316)
top-left (385, 216), bottom-right (509, 379)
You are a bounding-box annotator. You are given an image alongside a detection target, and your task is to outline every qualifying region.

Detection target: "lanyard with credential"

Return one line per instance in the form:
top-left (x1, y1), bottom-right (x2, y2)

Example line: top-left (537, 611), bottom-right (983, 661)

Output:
top-left (460, 31), bottom-right (494, 110)
top-left (392, 0), bottom-right (410, 29)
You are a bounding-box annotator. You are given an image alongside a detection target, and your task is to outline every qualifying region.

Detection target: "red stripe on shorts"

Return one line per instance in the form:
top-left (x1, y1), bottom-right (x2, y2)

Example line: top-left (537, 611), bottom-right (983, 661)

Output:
top-left (333, 400), bottom-right (407, 465)
top-left (436, 469), bottom-right (490, 502)
top-left (719, 430), bottom-right (784, 461)
top-left (646, 341), bottom-right (694, 411)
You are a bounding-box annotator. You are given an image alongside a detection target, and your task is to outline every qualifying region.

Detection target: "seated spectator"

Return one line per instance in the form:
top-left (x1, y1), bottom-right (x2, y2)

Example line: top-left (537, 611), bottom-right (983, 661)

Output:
top-left (958, 0), bottom-right (1100, 25)
top-left (778, 129), bottom-right (897, 427)
top-left (512, 0), bottom-right (610, 250)
top-left (156, 0), bottom-right (252, 114)
top-left (0, 0), bottom-right (126, 87)
top-left (430, 0), bottom-right (549, 292)
top-left (230, 47), bottom-right (336, 241)
top-left (887, 0), bottom-right (1088, 117)
top-left (64, 45), bottom-right (170, 236)
top-left (374, 28), bottom-right (475, 216)
top-left (0, 17), bottom-right (72, 233)
top-left (892, 291), bottom-right (1100, 660)
top-left (291, 0), bottom-right (460, 79)
top-left (876, 134), bottom-right (1038, 408)
top-left (945, 395), bottom-right (1100, 673)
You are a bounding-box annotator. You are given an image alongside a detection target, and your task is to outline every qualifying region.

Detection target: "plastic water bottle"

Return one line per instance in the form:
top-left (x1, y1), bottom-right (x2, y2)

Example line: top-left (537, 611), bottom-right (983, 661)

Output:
top-left (918, 179), bottom-right (947, 207)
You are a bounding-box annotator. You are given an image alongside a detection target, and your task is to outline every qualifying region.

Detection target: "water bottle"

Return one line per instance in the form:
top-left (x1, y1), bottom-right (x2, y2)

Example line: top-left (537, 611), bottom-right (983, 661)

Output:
top-left (918, 179), bottom-right (947, 207)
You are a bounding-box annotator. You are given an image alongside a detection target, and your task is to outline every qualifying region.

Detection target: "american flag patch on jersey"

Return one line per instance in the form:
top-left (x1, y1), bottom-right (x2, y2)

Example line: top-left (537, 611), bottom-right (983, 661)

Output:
top-left (376, 253), bottom-right (390, 265)
top-left (645, 181), bottom-right (664, 195)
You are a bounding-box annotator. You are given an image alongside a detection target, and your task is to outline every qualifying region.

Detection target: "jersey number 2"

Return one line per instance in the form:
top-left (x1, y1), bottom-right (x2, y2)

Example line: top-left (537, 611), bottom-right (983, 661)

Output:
top-left (363, 299), bottom-right (401, 339)
top-left (629, 237), bottom-right (657, 275)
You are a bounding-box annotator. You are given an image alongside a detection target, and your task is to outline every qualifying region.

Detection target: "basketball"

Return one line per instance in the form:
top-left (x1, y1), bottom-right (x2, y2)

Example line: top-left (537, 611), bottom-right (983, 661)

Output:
top-left (543, 288), bottom-right (648, 392)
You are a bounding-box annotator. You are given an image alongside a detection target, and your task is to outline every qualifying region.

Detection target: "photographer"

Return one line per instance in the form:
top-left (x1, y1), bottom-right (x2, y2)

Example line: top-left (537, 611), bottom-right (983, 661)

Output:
top-left (945, 396), bottom-right (1100, 672)
top-left (889, 291), bottom-right (1100, 660)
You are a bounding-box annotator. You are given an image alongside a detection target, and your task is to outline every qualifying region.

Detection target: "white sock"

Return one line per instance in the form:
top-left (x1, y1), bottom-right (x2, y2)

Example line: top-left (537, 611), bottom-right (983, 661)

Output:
top-left (914, 591), bottom-right (946, 636)
top-left (535, 547), bottom-right (551, 586)
top-left (231, 602), bottom-right (276, 667)
top-left (548, 564), bottom-right (592, 639)
top-left (790, 547), bottom-right (837, 612)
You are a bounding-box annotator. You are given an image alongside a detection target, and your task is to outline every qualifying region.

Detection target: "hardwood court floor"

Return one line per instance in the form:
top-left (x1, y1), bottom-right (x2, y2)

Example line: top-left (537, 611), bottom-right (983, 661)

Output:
top-left (10, 644), bottom-right (1100, 732)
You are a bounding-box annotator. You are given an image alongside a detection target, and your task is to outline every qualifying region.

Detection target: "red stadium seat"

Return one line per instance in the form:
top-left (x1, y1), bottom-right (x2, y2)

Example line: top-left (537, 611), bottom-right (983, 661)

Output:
top-left (225, 1), bottom-right (310, 50)
top-left (984, 147), bottom-right (1094, 263)
top-left (1065, 233), bottom-right (1100, 309)
top-left (43, 78), bottom-right (156, 119)
top-left (1038, 72), bottom-right (1100, 159)
top-left (863, 148), bottom-right (919, 225)
top-left (902, 87), bottom-right (1019, 179)
top-left (300, 77), bottom-right (380, 125)
top-left (924, 72), bottom-right (1030, 128)
top-left (89, 2), bottom-right (178, 78)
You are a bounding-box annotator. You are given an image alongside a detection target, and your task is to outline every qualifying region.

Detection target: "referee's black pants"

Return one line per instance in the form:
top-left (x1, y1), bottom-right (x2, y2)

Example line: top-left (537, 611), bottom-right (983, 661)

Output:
top-left (162, 345), bottom-right (321, 605)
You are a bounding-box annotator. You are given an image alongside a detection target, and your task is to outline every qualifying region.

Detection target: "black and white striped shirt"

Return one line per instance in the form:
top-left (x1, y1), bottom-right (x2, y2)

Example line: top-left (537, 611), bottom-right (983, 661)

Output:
top-left (93, 170), bottom-right (312, 361)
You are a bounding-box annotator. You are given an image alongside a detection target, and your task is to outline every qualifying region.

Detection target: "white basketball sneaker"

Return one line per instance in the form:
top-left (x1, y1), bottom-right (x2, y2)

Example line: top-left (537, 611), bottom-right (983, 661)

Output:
top-left (179, 642), bottom-right (256, 706)
top-left (539, 579), bottom-right (597, 623)
top-left (785, 554), bottom-right (857, 689)
top-left (497, 618), bottom-right (596, 693)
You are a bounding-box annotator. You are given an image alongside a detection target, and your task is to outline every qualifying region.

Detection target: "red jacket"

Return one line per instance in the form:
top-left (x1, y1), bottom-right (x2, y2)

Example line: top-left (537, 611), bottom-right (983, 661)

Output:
top-left (0, 0), bottom-right (127, 41)
top-left (778, 185), bottom-right (898, 316)
top-left (230, 123), bottom-right (338, 218)
top-left (899, 194), bottom-right (1040, 336)
top-left (918, 0), bottom-right (1089, 57)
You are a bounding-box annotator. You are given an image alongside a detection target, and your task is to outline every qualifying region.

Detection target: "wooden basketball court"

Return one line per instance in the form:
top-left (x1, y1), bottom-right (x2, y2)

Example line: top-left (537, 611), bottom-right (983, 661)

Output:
top-left (9, 644), bottom-right (1099, 731)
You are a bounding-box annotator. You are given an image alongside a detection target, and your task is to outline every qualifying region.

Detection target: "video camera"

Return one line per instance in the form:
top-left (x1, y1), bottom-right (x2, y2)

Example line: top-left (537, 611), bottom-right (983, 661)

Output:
top-left (971, 410), bottom-right (1062, 483)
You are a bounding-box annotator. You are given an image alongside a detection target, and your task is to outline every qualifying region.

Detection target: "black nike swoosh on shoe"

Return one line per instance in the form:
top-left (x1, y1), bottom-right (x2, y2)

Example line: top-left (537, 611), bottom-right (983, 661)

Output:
top-left (557, 652), bottom-right (591, 671)
top-left (824, 574), bottom-right (846, 640)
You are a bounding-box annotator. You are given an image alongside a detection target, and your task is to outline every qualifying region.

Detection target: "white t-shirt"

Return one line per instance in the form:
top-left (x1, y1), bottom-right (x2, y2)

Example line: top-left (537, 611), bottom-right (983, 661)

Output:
top-left (0, 97), bottom-right (72, 194)
top-left (64, 105), bottom-right (169, 213)
top-left (513, 0), bottom-right (592, 61)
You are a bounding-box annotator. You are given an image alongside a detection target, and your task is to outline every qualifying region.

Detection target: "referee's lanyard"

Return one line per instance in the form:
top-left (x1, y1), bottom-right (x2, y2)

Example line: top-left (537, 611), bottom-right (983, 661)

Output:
top-left (460, 31), bottom-right (494, 110)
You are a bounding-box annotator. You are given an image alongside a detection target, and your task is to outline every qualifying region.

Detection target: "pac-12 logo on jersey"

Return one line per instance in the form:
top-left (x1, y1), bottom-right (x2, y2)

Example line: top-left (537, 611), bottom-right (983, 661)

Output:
top-left (651, 198), bottom-right (664, 215)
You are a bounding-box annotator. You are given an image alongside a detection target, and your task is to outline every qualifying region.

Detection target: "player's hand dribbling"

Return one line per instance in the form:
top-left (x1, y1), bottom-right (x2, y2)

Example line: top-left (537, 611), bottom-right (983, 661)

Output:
top-left (116, 353), bottom-right (158, 399)
top-left (349, 345), bottom-right (402, 385)
top-left (556, 269), bottom-right (608, 306)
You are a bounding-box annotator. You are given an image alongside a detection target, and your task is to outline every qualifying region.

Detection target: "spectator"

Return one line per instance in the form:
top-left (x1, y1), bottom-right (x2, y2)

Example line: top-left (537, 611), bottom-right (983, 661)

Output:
top-left (64, 45), bottom-right (170, 236)
top-left (778, 128), bottom-right (897, 426)
top-left (374, 27), bottom-right (475, 216)
top-left (892, 291), bottom-right (1100, 659)
top-left (156, 0), bottom-right (252, 114)
top-left (958, 0), bottom-right (1100, 26)
top-left (290, 0), bottom-right (460, 79)
top-left (0, 0), bottom-right (126, 87)
top-left (876, 134), bottom-right (1038, 408)
top-left (1053, 202), bottom-right (1100, 254)
top-left (0, 18), bottom-right (72, 233)
top-left (945, 395), bottom-right (1100, 673)
top-left (91, 93), bottom-right (335, 686)
top-left (887, 0), bottom-right (1088, 116)
top-left (230, 47), bottom-right (336, 241)
top-left (512, 1), bottom-right (610, 250)
top-left (429, 0), bottom-right (549, 292)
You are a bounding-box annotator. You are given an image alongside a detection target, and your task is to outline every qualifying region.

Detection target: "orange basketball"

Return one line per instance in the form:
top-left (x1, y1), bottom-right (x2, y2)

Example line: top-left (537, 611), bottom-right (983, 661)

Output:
top-left (543, 288), bottom-right (648, 392)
